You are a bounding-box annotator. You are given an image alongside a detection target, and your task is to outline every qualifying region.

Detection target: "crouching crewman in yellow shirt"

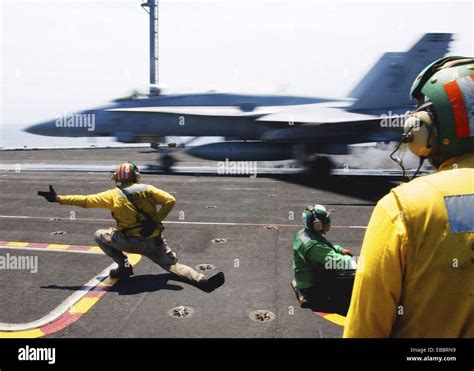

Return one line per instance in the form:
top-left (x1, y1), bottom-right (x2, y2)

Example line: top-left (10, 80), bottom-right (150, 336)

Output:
top-left (38, 161), bottom-right (225, 293)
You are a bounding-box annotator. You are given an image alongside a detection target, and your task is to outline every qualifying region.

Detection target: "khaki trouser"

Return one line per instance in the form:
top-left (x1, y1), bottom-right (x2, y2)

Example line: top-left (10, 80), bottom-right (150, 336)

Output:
top-left (94, 227), bottom-right (205, 283)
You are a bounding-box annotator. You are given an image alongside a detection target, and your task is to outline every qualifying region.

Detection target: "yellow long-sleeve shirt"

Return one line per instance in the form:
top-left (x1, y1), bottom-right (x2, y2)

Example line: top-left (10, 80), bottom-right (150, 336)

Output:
top-left (344, 153), bottom-right (474, 338)
top-left (58, 183), bottom-right (176, 238)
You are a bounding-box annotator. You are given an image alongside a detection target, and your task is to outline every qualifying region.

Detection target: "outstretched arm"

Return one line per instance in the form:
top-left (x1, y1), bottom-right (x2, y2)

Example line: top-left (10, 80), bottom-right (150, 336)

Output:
top-left (58, 191), bottom-right (114, 209)
top-left (38, 185), bottom-right (114, 209)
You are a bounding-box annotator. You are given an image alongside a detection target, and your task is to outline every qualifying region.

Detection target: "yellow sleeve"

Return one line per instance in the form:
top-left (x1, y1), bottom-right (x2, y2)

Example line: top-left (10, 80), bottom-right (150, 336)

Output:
top-left (343, 193), bottom-right (408, 338)
top-left (57, 190), bottom-right (114, 210)
top-left (150, 186), bottom-right (176, 222)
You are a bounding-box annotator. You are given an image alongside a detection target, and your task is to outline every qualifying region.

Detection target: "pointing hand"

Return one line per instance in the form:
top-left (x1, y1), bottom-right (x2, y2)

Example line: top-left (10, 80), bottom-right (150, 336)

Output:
top-left (38, 185), bottom-right (58, 203)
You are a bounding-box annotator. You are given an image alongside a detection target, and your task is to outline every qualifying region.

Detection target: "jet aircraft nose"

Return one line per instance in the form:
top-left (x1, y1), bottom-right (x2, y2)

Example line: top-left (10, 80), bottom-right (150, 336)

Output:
top-left (24, 120), bottom-right (58, 136)
top-left (25, 111), bottom-right (98, 137)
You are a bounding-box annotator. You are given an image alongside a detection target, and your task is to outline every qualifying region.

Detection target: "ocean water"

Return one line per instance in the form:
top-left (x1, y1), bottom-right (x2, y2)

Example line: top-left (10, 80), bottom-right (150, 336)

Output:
top-left (0, 127), bottom-right (121, 149)
top-left (0, 124), bottom-right (220, 150)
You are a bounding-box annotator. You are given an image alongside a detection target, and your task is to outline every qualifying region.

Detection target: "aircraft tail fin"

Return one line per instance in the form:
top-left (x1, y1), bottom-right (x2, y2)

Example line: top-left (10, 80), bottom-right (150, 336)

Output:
top-left (349, 33), bottom-right (453, 111)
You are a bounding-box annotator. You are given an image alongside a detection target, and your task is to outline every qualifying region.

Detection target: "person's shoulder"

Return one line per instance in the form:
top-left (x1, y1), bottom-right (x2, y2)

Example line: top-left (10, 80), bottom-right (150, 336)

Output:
top-left (296, 229), bottom-right (314, 244)
top-left (145, 184), bottom-right (175, 198)
top-left (377, 172), bottom-right (447, 219)
top-left (374, 187), bottom-right (404, 220)
top-left (390, 171), bottom-right (446, 202)
top-left (137, 183), bottom-right (157, 192)
top-left (103, 187), bottom-right (120, 196)
top-left (304, 232), bottom-right (325, 247)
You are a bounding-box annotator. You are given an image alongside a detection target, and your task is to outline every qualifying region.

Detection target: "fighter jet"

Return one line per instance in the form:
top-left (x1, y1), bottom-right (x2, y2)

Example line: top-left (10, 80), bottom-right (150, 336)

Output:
top-left (26, 33), bottom-right (452, 173)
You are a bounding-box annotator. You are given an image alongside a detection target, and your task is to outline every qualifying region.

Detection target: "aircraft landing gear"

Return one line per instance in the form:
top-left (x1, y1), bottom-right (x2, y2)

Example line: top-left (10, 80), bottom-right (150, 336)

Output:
top-left (306, 156), bottom-right (333, 177)
top-left (160, 154), bottom-right (176, 172)
top-left (292, 145), bottom-right (333, 177)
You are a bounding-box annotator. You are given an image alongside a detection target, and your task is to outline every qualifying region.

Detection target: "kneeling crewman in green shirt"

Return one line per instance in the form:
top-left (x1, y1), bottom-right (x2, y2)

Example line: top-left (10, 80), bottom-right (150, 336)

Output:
top-left (292, 204), bottom-right (355, 312)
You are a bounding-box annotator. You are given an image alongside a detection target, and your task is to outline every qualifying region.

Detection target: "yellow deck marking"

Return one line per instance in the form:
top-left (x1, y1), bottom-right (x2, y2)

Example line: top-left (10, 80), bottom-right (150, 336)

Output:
top-left (69, 297), bottom-right (100, 314)
top-left (47, 244), bottom-right (70, 250)
top-left (0, 328), bottom-right (44, 338)
top-left (7, 242), bottom-right (29, 247)
top-left (0, 243), bottom-right (142, 338)
top-left (322, 313), bottom-right (346, 327)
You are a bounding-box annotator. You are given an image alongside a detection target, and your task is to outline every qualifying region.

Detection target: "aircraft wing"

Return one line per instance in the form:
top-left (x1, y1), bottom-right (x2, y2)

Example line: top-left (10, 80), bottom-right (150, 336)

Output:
top-left (256, 104), bottom-right (403, 143)
top-left (261, 119), bottom-right (401, 144)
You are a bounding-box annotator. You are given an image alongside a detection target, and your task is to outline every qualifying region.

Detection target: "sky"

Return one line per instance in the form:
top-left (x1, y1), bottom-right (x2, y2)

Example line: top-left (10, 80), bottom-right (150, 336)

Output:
top-left (0, 0), bottom-right (472, 147)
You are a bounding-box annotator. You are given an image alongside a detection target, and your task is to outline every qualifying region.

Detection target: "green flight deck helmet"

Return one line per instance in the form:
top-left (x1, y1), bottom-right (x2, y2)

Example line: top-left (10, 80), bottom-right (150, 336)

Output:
top-left (408, 56), bottom-right (474, 160)
top-left (302, 204), bottom-right (331, 233)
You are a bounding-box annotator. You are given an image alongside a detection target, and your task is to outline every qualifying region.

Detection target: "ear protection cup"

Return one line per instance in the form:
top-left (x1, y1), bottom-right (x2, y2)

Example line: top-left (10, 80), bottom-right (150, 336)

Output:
top-left (403, 110), bottom-right (437, 158)
top-left (313, 218), bottom-right (323, 232)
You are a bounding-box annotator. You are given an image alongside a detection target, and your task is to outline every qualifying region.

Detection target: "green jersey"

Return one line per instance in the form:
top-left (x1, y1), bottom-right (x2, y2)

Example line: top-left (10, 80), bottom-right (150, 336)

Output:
top-left (292, 228), bottom-right (353, 289)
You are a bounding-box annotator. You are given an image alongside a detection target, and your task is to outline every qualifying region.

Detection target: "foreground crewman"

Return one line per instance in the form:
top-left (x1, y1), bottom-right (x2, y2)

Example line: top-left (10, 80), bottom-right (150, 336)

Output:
top-left (292, 204), bottom-right (355, 311)
top-left (38, 161), bottom-right (225, 292)
top-left (344, 57), bottom-right (474, 337)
